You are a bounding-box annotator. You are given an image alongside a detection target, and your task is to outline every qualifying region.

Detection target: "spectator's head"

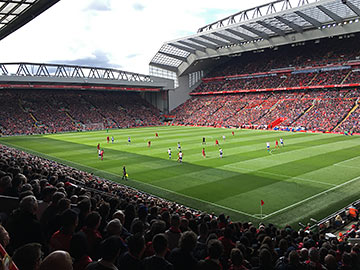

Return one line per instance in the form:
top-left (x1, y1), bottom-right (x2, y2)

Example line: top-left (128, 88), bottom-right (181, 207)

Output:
top-left (113, 210), bottom-right (125, 224)
top-left (152, 233), bottom-right (168, 256)
top-left (105, 219), bottom-right (122, 236)
top-left (69, 232), bottom-right (88, 261)
top-left (0, 225), bottom-right (10, 247)
top-left (127, 233), bottom-right (145, 258)
top-left (170, 214), bottom-right (180, 228)
top-left (41, 186), bottom-right (56, 202)
top-left (179, 231), bottom-right (197, 252)
top-left (20, 195), bottom-right (38, 215)
top-left (259, 248), bottom-right (272, 267)
top-left (324, 254), bottom-right (337, 270)
top-left (77, 198), bottom-right (91, 216)
top-left (198, 223), bottom-right (208, 238)
top-left (39, 250), bottom-right (73, 270)
top-left (84, 211), bottom-right (101, 230)
top-left (130, 219), bottom-right (144, 235)
top-left (57, 198), bottom-right (71, 213)
top-left (207, 239), bottom-right (224, 260)
top-left (12, 173), bottom-right (27, 190)
top-left (12, 243), bottom-right (43, 270)
top-left (61, 209), bottom-right (78, 233)
top-left (308, 247), bottom-right (319, 263)
top-left (288, 250), bottom-right (300, 265)
top-left (51, 192), bottom-right (65, 205)
top-left (230, 248), bottom-right (244, 266)
top-left (300, 248), bottom-right (308, 261)
top-left (100, 236), bottom-right (123, 262)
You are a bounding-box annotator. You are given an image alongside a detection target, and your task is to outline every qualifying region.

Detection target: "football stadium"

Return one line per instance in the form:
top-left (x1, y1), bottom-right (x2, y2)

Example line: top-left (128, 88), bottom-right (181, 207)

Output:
top-left (1, 0), bottom-right (360, 269)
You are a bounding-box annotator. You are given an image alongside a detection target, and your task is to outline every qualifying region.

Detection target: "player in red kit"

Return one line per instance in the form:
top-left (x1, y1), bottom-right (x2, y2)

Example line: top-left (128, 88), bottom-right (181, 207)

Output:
top-left (107, 136), bottom-right (109, 143)
top-left (155, 132), bottom-right (159, 137)
top-left (275, 140), bottom-right (279, 148)
top-left (148, 140), bottom-right (151, 147)
top-left (100, 149), bottom-right (104, 160)
top-left (97, 143), bottom-right (100, 150)
top-left (215, 139), bottom-right (219, 146)
top-left (232, 131), bottom-right (234, 136)
top-left (202, 148), bottom-right (206, 158)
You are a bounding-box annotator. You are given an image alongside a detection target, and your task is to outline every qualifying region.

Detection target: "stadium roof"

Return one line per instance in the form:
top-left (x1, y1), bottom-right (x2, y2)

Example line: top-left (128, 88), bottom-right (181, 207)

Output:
top-left (150, 0), bottom-right (360, 76)
top-left (0, 0), bottom-right (60, 41)
top-left (0, 62), bottom-right (174, 90)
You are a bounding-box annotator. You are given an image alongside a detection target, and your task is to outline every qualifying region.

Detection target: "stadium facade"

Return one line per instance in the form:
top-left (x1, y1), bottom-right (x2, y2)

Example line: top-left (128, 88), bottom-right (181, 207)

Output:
top-left (150, 0), bottom-right (360, 111)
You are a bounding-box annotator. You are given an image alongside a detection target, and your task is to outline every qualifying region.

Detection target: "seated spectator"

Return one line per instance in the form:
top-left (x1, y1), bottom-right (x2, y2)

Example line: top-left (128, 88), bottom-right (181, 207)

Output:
top-left (165, 214), bottom-right (182, 251)
top-left (86, 236), bottom-right (123, 270)
top-left (70, 232), bottom-right (92, 270)
top-left (39, 250), bottom-right (73, 270)
top-left (81, 212), bottom-right (102, 259)
top-left (198, 239), bottom-right (224, 270)
top-left (6, 195), bottom-right (44, 253)
top-left (168, 231), bottom-right (198, 270)
top-left (143, 233), bottom-right (173, 270)
top-left (228, 248), bottom-right (248, 270)
top-left (12, 243), bottom-right (43, 270)
top-left (49, 209), bottom-right (78, 252)
top-left (118, 233), bottom-right (145, 270)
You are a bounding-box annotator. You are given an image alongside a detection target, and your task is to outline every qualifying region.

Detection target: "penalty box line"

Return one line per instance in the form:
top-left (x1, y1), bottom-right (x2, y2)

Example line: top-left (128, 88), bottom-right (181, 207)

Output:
top-left (1, 141), bottom-right (259, 220)
top-left (263, 175), bottom-right (360, 219)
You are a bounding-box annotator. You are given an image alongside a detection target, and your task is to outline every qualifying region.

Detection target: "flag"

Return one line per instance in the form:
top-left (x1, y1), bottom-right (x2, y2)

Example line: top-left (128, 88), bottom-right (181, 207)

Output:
top-left (261, 200), bottom-right (265, 206)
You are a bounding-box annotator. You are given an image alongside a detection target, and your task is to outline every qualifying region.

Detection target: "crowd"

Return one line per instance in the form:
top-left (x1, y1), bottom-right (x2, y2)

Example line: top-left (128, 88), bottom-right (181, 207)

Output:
top-left (1, 143), bottom-right (360, 270)
top-left (208, 35), bottom-right (360, 78)
top-left (172, 88), bottom-right (360, 132)
top-left (0, 90), bottom-right (161, 136)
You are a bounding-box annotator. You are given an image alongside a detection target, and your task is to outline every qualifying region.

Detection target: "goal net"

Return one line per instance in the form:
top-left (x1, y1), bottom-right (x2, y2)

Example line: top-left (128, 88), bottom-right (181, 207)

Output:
top-left (83, 122), bottom-right (104, 131)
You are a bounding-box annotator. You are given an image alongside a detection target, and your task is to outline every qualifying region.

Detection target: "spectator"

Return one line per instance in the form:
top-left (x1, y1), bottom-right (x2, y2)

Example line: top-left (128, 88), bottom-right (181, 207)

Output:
top-left (143, 233), bottom-right (173, 270)
top-left (198, 239), bottom-right (224, 270)
top-left (12, 243), bottom-right (43, 270)
top-left (49, 209), bottom-right (78, 252)
top-left (6, 195), bottom-right (44, 253)
top-left (86, 236), bottom-right (123, 270)
top-left (39, 250), bottom-right (73, 270)
top-left (168, 231), bottom-right (198, 270)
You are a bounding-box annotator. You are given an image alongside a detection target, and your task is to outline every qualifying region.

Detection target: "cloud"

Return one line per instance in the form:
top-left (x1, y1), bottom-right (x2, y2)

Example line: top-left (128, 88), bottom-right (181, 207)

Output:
top-left (126, 54), bottom-right (139, 59)
top-left (86, 0), bottom-right (111, 11)
top-left (0, 0), bottom-right (272, 75)
top-left (53, 50), bottom-right (122, 69)
top-left (133, 3), bottom-right (145, 11)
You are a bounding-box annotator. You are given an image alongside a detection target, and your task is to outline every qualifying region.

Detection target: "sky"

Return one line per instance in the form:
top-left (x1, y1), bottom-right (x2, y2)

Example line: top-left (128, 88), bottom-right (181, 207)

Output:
top-left (0, 0), bottom-right (272, 75)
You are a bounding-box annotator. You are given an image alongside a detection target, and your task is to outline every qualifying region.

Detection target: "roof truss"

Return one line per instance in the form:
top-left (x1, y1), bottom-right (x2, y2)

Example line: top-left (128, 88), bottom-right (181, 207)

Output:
top-left (256, 20), bottom-right (286, 36)
top-left (294, 11), bottom-right (322, 27)
top-left (240, 25), bottom-right (270, 39)
top-left (224, 28), bottom-right (254, 41)
top-left (317, 5), bottom-right (343, 23)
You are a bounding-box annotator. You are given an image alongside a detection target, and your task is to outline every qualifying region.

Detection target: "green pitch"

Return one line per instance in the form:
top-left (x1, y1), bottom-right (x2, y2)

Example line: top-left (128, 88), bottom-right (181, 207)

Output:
top-left (1, 126), bottom-right (360, 228)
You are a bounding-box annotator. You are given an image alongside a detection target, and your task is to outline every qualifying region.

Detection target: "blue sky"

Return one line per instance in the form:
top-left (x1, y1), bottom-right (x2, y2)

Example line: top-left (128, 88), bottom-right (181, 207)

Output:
top-left (0, 0), bottom-right (271, 74)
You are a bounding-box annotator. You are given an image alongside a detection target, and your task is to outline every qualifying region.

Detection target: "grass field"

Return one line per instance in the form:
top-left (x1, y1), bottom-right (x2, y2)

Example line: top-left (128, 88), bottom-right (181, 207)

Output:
top-left (1, 126), bottom-right (360, 228)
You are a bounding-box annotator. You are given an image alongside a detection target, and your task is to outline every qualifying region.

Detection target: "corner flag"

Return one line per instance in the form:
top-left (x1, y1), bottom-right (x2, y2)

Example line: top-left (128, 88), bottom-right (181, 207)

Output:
top-left (261, 200), bottom-right (265, 206)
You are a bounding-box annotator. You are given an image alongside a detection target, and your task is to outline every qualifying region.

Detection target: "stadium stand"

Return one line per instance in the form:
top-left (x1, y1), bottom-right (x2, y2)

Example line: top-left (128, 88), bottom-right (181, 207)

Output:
top-left (171, 36), bottom-right (360, 134)
top-left (0, 144), bottom-right (360, 270)
top-left (0, 90), bottom-right (161, 136)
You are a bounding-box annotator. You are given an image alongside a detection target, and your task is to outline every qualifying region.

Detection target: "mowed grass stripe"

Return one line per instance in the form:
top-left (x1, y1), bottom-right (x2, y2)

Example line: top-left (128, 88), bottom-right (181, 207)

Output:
top-left (1, 127), bottom-right (360, 227)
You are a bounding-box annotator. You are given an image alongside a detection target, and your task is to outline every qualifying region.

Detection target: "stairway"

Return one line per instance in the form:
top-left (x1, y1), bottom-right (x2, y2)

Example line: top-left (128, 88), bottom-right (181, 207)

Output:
top-left (341, 70), bottom-right (352, 84)
top-left (290, 99), bottom-right (316, 125)
top-left (332, 98), bottom-right (359, 131)
top-left (307, 73), bottom-right (318, 86)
